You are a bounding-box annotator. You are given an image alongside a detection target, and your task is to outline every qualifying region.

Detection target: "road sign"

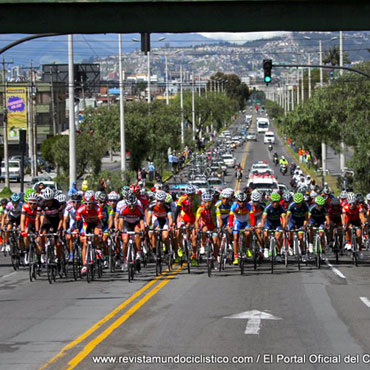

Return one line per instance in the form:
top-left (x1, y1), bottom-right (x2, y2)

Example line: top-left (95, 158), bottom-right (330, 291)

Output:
top-left (224, 310), bottom-right (282, 335)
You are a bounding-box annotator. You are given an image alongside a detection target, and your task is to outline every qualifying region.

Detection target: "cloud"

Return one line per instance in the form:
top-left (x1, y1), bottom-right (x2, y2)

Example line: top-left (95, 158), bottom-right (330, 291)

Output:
top-left (198, 32), bottom-right (291, 44)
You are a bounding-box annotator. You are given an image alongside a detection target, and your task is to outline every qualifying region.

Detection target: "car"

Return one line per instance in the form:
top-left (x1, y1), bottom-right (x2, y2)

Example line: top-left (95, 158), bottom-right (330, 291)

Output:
top-left (247, 177), bottom-right (279, 192)
top-left (278, 183), bottom-right (289, 193)
top-left (33, 180), bottom-right (60, 192)
top-left (264, 131), bottom-right (276, 144)
top-left (207, 177), bottom-right (224, 192)
top-left (1, 160), bottom-right (21, 182)
top-left (31, 175), bottom-right (53, 185)
top-left (222, 153), bottom-right (236, 168)
top-left (256, 118), bottom-right (270, 133)
top-left (250, 161), bottom-right (271, 173)
top-left (189, 179), bottom-right (209, 193)
top-left (246, 131), bottom-right (257, 141)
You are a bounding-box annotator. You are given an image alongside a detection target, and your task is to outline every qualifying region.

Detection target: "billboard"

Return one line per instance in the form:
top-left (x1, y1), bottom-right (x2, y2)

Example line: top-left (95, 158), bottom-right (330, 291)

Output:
top-left (6, 87), bottom-right (28, 142)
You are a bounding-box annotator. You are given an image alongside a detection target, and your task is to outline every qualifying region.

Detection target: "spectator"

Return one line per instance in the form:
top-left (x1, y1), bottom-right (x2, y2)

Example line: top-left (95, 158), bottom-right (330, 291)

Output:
top-left (97, 178), bottom-right (106, 192)
top-left (298, 147), bottom-right (303, 163)
top-left (68, 181), bottom-right (78, 196)
top-left (168, 152), bottom-right (174, 171)
top-left (106, 176), bottom-right (112, 191)
top-left (141, 168), bottom-right (147, 186)
top-left (313, 156), bottom-right (319, 172)
top-left (148, 162), bottom-right (155, 182)
top-left (172, 154), bottom-right (179, 173)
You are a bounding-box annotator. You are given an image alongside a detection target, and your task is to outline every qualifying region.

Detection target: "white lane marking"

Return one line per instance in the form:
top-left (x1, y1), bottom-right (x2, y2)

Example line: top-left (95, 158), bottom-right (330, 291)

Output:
top-left (324, 259), bottom-right (346, 279)
top-left (360, 297), bottom-right (370, 308)
top-left (1, 271), bottom-right (17, 279)
top-left (224, 310), bottom-right (282, 335)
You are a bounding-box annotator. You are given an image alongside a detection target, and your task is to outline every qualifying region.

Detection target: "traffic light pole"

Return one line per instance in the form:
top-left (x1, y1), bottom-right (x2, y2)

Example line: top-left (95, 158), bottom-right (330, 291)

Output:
top-left (271, 63), bottom-right (370, 79)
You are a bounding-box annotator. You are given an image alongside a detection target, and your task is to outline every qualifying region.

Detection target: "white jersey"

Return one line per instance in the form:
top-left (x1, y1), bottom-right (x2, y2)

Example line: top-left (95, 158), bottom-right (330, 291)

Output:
top-left (116, 199), bottom-right (143, 214)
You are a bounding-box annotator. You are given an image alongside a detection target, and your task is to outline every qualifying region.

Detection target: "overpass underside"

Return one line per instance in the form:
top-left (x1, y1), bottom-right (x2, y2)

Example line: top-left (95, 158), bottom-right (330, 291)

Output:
top-left (0, 0), bottom-right (369, 34)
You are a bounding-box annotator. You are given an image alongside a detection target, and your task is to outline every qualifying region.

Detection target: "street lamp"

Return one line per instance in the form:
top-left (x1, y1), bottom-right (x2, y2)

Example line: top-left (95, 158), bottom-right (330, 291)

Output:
top-left (132, 36), bottom-right (166, 103)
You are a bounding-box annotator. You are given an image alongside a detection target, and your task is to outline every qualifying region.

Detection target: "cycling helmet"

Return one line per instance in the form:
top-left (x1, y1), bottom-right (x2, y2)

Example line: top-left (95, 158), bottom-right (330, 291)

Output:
top-left (316, 196), bottom-right (325, 206)
top-left (1, 198), bottom-right (8, 205)
top-left (126, 195), bottom-right (138, 206)
top-left (347, 192), bottom-right (356, 205)
top-left (322, 187), bottom-right (331, 195)
top-left (202, 192), bottom-right (213, 202)
top-left (83, 190), bottom-right (95, 202)
top-left (366, 193), bottom-right (370, 202)
top-left (54, 190), bottom-right (63, 196)
top-left (220, 189), bottom-right (230, 199)
top-left (95, 191), bottom-right (102, 200)
top-left (42, 187), bottom-right (54, 200)
top-left (97, 192), bottom-right (108, 203)
top-left (108, 191), bottom-right (119, 201)
top-left (304, 193), bottom-right (310, 202)
top-left (339, 191), bottom-right (348, 199)
top-left (165, 193), bottom-right (173, 203)
top-left (56, 194), bottom-right (67, 203)
top-left (331, 197), bottom-right (340, 206)
top-left (293, 192), bottom-right (304, 203)
top-left (130, 184), bottom-right (141, 194)
top-left (310, 191), bottom-right (318, 198)
top-left (155, 190), bottom-right (167, 202)
top-left (27, 192), bottom-right (38, 202)
top-left (283, 192), bottom-right (292, 202)
top-left (147, 191), bottom-right (154, 199)
top-left (10, 193), bottom-right (21, 202)
top-left (185, 185), bottom-right (196, 195)
top-left (270, 192), bottom-right (281, 202)
top-left (235, 191), bottom-right (247, 202)
top-left (71, 192), bottom-right (83, 201)
top-left (251, 191), bottom-right (262, 202)
top-left (356, 193), bottom-right (364, 203)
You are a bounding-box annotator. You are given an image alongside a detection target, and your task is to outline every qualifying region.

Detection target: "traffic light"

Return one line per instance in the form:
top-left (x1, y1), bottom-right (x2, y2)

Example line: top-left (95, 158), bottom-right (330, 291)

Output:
top-left (263, 59), bottom-right (272, 85)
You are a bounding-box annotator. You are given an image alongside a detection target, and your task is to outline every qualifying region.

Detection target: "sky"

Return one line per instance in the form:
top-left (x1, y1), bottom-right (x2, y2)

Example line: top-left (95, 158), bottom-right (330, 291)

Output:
top-left (198, 31), bottom-right (291, 44)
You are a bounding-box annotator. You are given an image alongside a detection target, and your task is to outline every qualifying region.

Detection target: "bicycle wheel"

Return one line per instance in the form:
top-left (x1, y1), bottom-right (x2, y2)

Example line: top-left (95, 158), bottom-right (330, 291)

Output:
top-left (219, 234), bottom-right (227, 272)
top-left (46, 246), bottom-right (54, 284)
top-left (155, 238), bottom-right (162, 276)
top-left (166, 244), bottom-right (173, 271)
top-left (270, 238), bottom-right (275, 274)
top-left (315, 236), bottom-right (321, 269)
top-left (186, 239), bottom-right (191, 274)
top-left (294, 237), bottom-right (300, 271)
top-left (334, 233), bottom-right (339, 265)
top-left (29, 242), bottom-right (36, 282)
top-left (252, 237), bottom-right (258, 271)
top-left (207, 242), bottom-right (212, 278)
top-left (239, 236), bottom-right (245, 275)
top-left (284, 235), bottom-right (288, 268)
top-left (72, 242), bottom-right (80, 280)
top-left (352, 233), bottom-right (358, 267)
top-left (10, 238), bottom-right (20, 271)
top-left (128, 244), bottom-right (134, 282)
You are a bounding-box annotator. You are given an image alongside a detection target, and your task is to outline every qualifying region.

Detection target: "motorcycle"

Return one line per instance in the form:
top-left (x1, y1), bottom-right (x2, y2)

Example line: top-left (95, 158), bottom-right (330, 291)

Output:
top-left (268, 144), bottom-right (273, 152)
top-left (280, 163), bottom-right (288, 176)
top-left (236, 169), bottom-right (243, 181)
top-left (273, 155), bottom-right (279, 166)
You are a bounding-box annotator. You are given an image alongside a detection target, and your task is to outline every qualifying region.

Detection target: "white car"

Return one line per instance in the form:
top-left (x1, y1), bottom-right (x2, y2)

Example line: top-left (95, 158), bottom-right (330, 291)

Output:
top-left (1, 160), bottom-right (21, 182)
top-left (257, 118), bottom-right (270, 133)
top-left (246, 131), bottom-right (257, 141)
top-left (247, 177), bottom-right (279, 192)
top-left (222, 153), bottom-right (236, 167)
top-left (264, 131), bottom-right (276, 144)
top-left (250, 161), bottom-right (271, 173)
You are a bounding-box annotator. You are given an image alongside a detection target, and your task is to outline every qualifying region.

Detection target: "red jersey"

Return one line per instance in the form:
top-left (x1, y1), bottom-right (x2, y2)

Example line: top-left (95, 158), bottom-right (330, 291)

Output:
top-left (76, 204), bottom-right (103, 225)
top-left (342, 203), bottom-right (363, 224)
top-left (328, 204), bottom-right (342, 222)
top-left (196, 205), bottom-right (216, 229)
top-left (119, 205), bottom-right (144, 223)
top-left (138, 195), bottom-right (150, 210)
top-left (22, 203), bottom-right (38, 225)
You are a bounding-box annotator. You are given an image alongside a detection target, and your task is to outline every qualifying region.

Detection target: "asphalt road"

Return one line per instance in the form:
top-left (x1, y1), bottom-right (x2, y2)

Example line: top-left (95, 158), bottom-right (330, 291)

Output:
top-left (1, 113), bottom-right (370, 370)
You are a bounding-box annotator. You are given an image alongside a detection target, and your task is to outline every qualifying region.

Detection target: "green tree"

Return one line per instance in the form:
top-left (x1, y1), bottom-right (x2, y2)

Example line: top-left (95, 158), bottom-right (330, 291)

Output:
top-left (323, 45), bottom-right (351, 66)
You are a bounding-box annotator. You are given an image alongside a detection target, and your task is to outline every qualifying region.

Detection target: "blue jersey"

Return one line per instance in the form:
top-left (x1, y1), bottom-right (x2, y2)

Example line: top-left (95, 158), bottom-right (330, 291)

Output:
top-left (263, 203), bottom-right (286, 222)
top-left (308, 204), bottom-right (328, 223)
top-left (215, 199), bottom-right (232, 220)
top-left (229, 202), bottom-right (253, 223)
top-left (288, 202), bottom-right (309, 220)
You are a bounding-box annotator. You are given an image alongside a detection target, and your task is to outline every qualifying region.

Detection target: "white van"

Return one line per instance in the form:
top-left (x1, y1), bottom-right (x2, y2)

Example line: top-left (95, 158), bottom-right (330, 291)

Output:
top-left (1, 160), bottom-right (21, 182)
top-left (264, 131), bottom-right (275, 144)
top-left (257, 118), bottom-right (270, 133)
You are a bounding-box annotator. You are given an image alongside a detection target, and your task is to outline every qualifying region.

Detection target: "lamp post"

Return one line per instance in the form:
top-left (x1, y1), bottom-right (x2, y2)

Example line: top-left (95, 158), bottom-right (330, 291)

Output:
top-left (132, 36), bottom-right (165, 103)
top-left (118, 34), bottom-right (126, 173)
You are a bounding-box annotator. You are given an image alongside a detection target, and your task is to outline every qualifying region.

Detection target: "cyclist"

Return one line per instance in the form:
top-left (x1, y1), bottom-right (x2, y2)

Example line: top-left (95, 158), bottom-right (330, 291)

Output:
top-left (342, 192), bottom-right (367, 258)
top-left (76, 191), bottom-right (103, 275)
top-left (327, 196), bottom-right (344, 252)
top-left (147, 190), bottom-right (173, 255)
top-left (339, 191), bottom-right (348, 207)
top-left (195, 192), bottom-right (219, 264)
top-left (20, 192), bottom-right (39, 263)
top-left (250, 190), bottom-right (265, 254)
top-left (174, 185), bottom-right (200, 264)
top-left (215, 189), bottom-right (232, 229)
top-left (36, 188), bottom-right (63, 262)
top-left (261, 192), bottom-right (287, 262)
top-left (307, 196), bottom-right (330, 255)
top-left (119, 194), bottom-right (145, 271)
top-left (2, 193), bottom-right (23, 253)
top-left (228, 191), bottom-right (255, 265)
top-left (97, 192), bottom-right (114, 265)
top-left (287, 193), bottom-right (309, 260)
top-left (63, 193), bottom-right (82, 262)
top-left (281, 192), bottom-right (293, 211)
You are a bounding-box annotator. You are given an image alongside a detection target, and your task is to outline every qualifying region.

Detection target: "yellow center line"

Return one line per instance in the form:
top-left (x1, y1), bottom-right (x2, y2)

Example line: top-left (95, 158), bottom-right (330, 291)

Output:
top-left (66, 265), bottom-right (183, 370)
top-left (39, 267), bottom-right (173, 370)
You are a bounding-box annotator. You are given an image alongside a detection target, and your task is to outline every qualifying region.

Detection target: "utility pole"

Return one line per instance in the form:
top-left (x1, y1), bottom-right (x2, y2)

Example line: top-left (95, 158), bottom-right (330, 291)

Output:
top-left (68, 35), bottom-right (76, 187)
top-left (2, 57), bottom-right (9, 188)
top-left (31, 63), bottom-right (38, 176)
top-left (147, 51), bottom-right (151, 103)
top-left (180, 65), bottom-right (184, 144)
top-left (308, 54), bottom-right (312, 98)
top-left (296, 68), bottom-right (300, 104)
top-left (49, 66), bottom-right (57, 135)
top-left (118, 34), bottom-right (126, 173)
top-left (318, 39), bottom-right (327, 179)
top-left (165, 54), bottom-right (169, 105)
top-left (191, 73), bottom-right (195, 141)
top-left (339, 31), bottom-right (345, 173)
top-left (301, 68), bottom-right (304, 103)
